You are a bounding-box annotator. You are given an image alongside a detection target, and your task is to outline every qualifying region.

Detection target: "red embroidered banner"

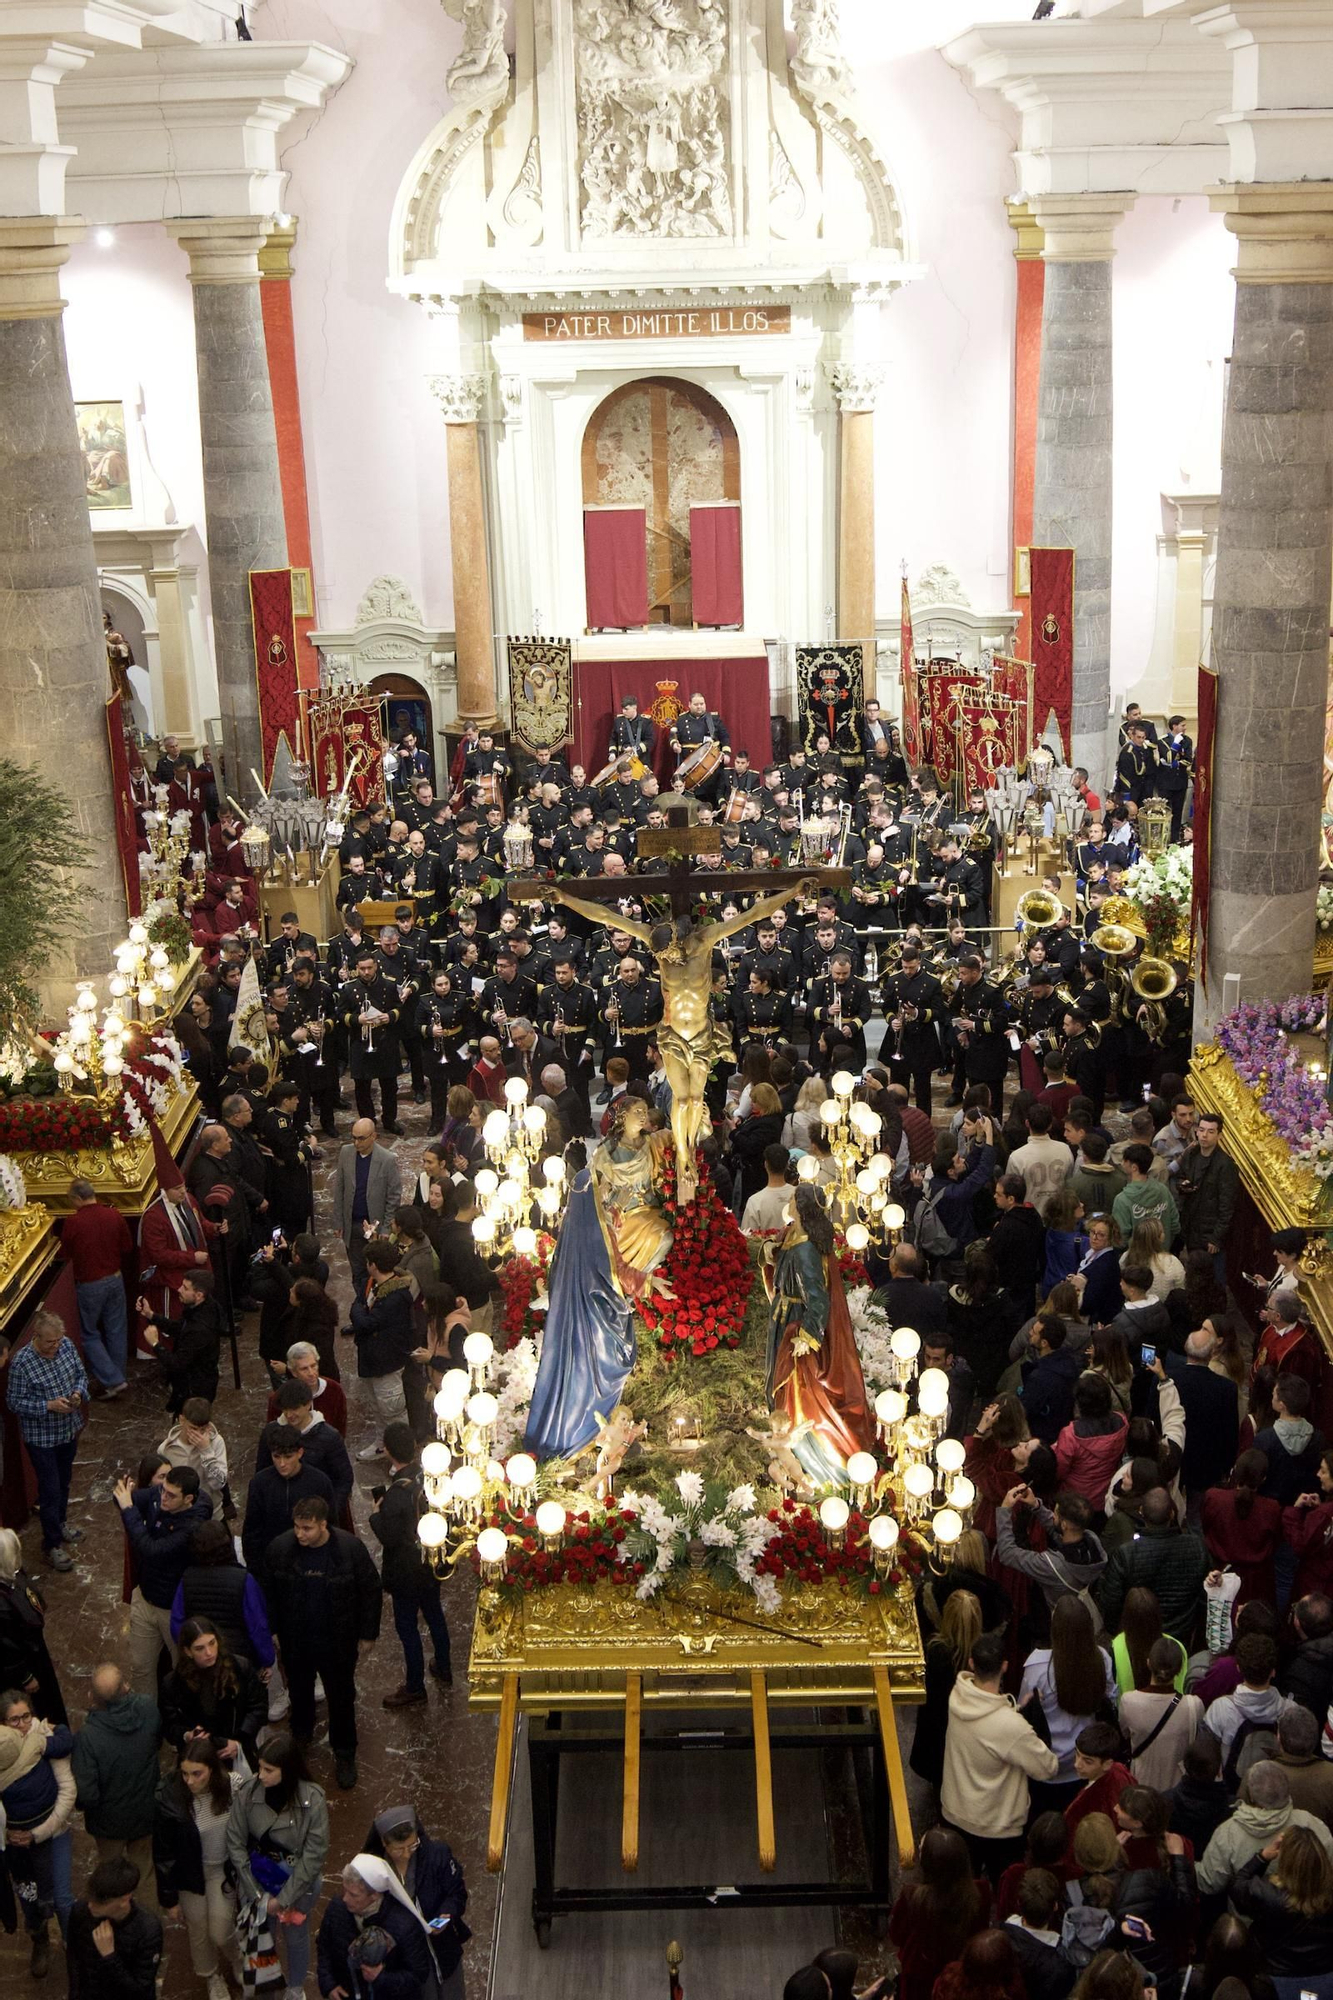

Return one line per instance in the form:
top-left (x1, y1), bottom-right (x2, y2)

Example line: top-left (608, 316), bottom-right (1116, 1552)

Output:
top-left (105, 690), bottom-right (143, 917)
top-left (918, 664), bottom-right (977, 784)
top-left (308, 692), bottom-right (387, 808)
top-left (992, 656), bottom-right (1035, 766)
top-left (1028, 547), bottom-right (1075, 757)
top-left (1192, 662), bottom-right (1218, 987)
top-left (900, 577), bottom-right (923, 769)
top-left (249, 567), bottom-right (300, 787)
top-left (955, 696), bottom-right (1024, 798)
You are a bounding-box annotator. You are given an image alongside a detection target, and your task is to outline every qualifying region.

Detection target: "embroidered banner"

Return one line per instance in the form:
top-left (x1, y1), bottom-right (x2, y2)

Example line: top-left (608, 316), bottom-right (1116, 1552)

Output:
top-left (991, 656), bottom-right (1035, 767)
top-left (1028, 547), bottom-right (1075, 758)
top-left (954, 695), bottom-right (1025, 799)
top-left (249, 568), bottom-right (300, 787)
top-left (900, 577), bottom-right (923, 769)
top-left (795, 644), bottom-right (866, 767)
top-left (105, 690), bottom-right (143, 918)
top-left (507, 636), bottom-right (574, 756)
top-left (1192, 662), bottom-right (1218, 988)
top-left (917, 662), bottom-right (978, 785)
top-left (308, 691), bottom-right (387, 808)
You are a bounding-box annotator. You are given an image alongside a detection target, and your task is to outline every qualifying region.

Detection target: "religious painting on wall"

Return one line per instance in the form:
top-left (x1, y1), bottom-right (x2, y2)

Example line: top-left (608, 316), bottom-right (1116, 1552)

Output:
top-left (76, 400), bottom-right (132, 510)
top-left (796, 644), bottom-right (866, 768)
top-left (508, 636), bottom-right (573, 755)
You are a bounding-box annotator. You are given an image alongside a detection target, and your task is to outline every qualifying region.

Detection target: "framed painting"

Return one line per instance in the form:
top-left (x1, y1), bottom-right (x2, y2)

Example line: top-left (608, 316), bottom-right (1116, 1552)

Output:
top-left (291, 567), bottom-right (314, 618)
top-left (76, 401), bottom-right (132, 511)
top-left (1013, 544), bottom-right (1031, 599)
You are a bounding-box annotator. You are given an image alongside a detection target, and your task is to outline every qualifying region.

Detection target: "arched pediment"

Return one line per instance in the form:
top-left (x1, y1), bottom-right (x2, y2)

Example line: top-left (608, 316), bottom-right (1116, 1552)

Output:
top-left (389, 0), bottom-right (912, 301)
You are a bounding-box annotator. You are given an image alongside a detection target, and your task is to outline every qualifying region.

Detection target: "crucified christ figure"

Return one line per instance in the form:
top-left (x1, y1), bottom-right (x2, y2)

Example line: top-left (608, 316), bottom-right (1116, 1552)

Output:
top-left (553, 878), bottom-right (819, 1206)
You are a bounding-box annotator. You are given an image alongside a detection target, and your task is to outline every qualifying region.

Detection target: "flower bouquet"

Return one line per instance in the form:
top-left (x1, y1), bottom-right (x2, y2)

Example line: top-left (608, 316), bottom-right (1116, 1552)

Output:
top-left (1123, 846), bottom-right (1193, 959)
top-left (635, 1151), bottom-right (754, 1360)
top-left (1215, 993), bottom-right (1333, 1185)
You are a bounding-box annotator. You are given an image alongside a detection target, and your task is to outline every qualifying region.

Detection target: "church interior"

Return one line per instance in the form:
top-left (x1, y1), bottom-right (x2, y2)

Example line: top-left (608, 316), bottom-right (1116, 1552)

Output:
top-left (2, 1), bottom-right (1333, 1997)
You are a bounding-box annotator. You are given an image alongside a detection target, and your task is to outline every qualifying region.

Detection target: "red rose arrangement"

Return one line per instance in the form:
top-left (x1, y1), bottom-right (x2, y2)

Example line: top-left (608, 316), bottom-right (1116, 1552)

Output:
top-left (474, 1503), bottom-right (646, 1593)
top-left (498, 1237), bottom-right (554, 1351)
top-left (0, 1031), bottom-right (180, 1155)
top-left (635, 1151), bottom-right (754, 1360)
top-left (753, 1498), bottom-right (922, 1597)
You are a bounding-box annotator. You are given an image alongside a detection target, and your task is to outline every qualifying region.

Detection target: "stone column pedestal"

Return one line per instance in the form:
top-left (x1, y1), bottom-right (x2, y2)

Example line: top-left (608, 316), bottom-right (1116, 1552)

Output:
top-left (1195, 183), bottom-right (1333, 1035)
top-left (433, 374), bottom-right (498, 726)
top-left (831, 365), bottom-right (881, 653)
top-left (0, 217), bottom-right (128, 979)
top-left (166, 218), bottom-right (287, 801)
top-left (1031, 194), bottom-right (1130, 788)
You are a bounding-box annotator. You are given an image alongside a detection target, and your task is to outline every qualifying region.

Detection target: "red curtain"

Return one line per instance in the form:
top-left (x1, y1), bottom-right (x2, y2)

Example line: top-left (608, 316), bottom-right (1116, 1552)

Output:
top-left (572, 654), bottom-right (772, 783)
top-left (584, 509), bottom-right (648, 629)
top-left (689, 504), bottom-right (743, 626)
top-left (1029, 547), bottom-right (1075, 757)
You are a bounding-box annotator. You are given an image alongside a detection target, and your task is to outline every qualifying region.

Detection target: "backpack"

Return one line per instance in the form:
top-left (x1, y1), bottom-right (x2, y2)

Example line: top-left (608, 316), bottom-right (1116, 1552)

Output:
top-left (1042, 1553), bottom-right (1105, 1635)
top-left (912, 1186), bottom-right (956, 1262)
top-left (1223, 1712), bottom-right (1281, 1791)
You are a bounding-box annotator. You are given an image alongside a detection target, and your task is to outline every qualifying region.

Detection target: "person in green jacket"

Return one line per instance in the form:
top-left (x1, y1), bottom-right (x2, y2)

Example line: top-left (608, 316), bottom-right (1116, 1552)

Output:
top-left (69, 1663), bottom-right (163, 1908)
top-left (1112, 1145), bottom-right (1179, 1249)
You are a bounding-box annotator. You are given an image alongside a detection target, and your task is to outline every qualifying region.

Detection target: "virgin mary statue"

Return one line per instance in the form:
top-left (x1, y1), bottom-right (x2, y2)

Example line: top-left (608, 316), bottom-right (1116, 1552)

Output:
top-left (763, 1183), bottom-right (875, 1490)
top-left (524, 1102), bottom-right (673, 1462)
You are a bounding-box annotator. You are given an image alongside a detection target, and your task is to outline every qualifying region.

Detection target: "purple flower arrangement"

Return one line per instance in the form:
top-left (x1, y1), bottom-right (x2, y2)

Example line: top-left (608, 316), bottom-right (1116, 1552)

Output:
top-left (1215, 994), bottom-right (1332, 1162)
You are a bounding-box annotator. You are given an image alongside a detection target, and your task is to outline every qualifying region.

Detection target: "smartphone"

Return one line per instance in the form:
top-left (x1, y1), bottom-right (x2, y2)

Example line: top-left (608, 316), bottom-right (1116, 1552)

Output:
top-left (426, 1916), bottom-right (451, 1932)
top-left (1141, 1344), bottom-right (1156, 1368)
top-left (1142, 1083), bottom-right (1152, 1101)
top-left (271, 1228), bottom-right (284, 1246)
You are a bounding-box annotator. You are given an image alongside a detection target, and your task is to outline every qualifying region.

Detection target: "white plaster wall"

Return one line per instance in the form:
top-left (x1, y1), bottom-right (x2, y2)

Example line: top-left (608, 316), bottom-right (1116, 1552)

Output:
top-left (254, 0), bottom-right (466, 632)
top-left (1110, 194), bottom-right (1234, 700)
top-left (53, 1), bottom-right (1238, 712)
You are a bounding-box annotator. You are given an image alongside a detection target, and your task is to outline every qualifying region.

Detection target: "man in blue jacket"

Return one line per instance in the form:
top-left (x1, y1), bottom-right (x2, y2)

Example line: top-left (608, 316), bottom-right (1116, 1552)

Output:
top-left (113, 1468), bottom-right (212, 1697)
top-left (240, 1428), bottom-right (334, 1589)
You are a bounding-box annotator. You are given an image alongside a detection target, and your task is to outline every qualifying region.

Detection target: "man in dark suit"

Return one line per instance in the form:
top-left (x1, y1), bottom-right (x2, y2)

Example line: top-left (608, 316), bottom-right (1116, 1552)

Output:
top-left (869, 1243), bottom-right (946, 1334)
top-left (539, 1062), bottom-right (591, 1140)
top-left (506, 1019), bottom-right (560, 1093)
top-left (1168, 1328), bottom-right (1240, 1499)
top-left (608, 696), bottom-right (655, 765)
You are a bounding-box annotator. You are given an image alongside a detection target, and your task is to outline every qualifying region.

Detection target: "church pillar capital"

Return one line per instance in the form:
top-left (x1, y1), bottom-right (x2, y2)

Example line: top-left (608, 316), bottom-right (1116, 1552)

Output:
top-left (1029, 193), bottom-right (1132, 263)
top-left (1006, 199), bottom-right (1044, 262)
top-left (829, 363), bottom-right (883, 415)
top-left (1210, 181), bottom-right (1333, 284)
top-left (0, 217), bottom-right (84, 319)
top-left (259, 218), bottom-right (298, 282)
top-left (430, 373), bottom-right (489, 425)
top-left (164, 217), bottom-right (268, 285)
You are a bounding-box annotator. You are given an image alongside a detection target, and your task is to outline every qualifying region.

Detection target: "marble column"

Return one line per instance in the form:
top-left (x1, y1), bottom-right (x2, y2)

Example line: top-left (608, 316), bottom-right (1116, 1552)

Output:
top-left (1195, 185), bottom-right (1333, 1034)
top-left (0, 219), bottom-right (128, 979)
top-left (167, 219), bottom-right (287, 800)
top-left (432, 374), bottom-right (498, 726)
top-left (831, 365), bottom-right (882, 651)
top-left (1031, 195), bottom-right (1130, 788)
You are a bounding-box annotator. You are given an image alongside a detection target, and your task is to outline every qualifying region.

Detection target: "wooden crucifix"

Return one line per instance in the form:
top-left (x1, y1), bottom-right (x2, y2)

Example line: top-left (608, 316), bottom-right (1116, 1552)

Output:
top-left (510, 800), bottom-right (850, 1202)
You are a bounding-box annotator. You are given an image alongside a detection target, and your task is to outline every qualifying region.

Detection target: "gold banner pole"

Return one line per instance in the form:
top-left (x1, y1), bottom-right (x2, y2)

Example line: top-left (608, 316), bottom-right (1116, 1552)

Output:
top-left (874, 1664), bottom-right (916, 1866)
top-left (486, 1672), bottom-right (520, 1872)
top-left (750, 1670), bottom-right (776, 1873)
top-left (622, 1672), bottom-right (642, 1873)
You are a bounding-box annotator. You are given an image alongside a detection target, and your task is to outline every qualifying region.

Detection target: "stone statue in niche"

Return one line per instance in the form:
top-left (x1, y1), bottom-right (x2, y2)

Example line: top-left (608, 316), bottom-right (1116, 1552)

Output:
top-left (790, 0), bottom-right (851, 100)
top-left (575, 0), bottom-right (731, 240)
top-left (442, 0), bottom-right (508, 105)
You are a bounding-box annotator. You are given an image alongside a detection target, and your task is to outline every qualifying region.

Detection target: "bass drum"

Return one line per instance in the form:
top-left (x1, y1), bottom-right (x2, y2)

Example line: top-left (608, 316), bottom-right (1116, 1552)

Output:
top-left (676, 737), bottom-right (724, 794)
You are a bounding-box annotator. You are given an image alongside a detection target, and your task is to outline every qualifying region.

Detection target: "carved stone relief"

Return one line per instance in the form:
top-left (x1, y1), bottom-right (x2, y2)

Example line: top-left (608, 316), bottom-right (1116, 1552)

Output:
top-left (790, 0), bottom-right (851, 101)
top-left (429, 373), bottom-right (489, 424)
top-left (355, 576), bottom-right (425, 627)
top-left (441, 0), bottom-right (509, 106)
top-left (829, 363), bottom-right (883, 414)
top-left (574, 0), bottom-right (732, 241)
top-left (914, 563), bottom-right (971, 610)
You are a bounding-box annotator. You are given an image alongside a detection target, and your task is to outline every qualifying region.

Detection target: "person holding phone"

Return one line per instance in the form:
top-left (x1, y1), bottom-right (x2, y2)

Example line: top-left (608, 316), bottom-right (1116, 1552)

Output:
top-left (361, 1806), bottom-right (470, 1997)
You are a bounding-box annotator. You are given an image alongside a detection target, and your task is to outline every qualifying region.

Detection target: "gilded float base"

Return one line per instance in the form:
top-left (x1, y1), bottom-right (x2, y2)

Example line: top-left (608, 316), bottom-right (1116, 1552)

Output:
top-left (0, 1205), bottom-right (58, 1328)
top-left (10, 1078), bottom-right (200, 1217)
top-left (469, 1569), bottom-right (924, 1712)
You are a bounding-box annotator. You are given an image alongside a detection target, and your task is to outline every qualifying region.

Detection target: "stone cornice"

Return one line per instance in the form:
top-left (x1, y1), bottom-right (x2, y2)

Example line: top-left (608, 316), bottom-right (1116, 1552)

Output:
top-left (1210, 180), bottom-right (1333, 284)
top-left (59, 40), bottom-right (351, 223)
top-left (943, 17), bottom-right (1230, 197)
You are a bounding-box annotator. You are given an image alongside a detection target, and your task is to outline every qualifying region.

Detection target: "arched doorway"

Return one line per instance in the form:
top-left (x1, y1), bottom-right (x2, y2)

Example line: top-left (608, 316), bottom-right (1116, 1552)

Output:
top-left (368, 672), bottom-right (435, 787)
top-left (582, 377), bottom-right (741, 627)
top-left (100, 584), bottom-right (153, 735)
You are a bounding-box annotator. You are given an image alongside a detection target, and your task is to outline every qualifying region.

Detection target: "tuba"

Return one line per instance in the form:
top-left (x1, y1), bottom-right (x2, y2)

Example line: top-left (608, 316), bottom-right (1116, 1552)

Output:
top-left (1131, 956), bottom-right (1179, 1040)
top-left (1099, 894), bottom-right (1148, 939)
top-left (1015, 888), bottom-right (1062, 930)
top-left (1089, 923), bottom-right (1140, 960)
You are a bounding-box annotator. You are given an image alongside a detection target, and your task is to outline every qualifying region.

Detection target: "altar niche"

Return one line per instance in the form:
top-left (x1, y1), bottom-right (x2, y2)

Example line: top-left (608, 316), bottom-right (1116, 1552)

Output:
top-left (582, 377), bottom-right (741, 629)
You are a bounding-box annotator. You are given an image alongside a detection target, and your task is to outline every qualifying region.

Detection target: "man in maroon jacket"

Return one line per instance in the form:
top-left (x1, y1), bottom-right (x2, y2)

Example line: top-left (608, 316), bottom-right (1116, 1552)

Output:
top-left (62, 1181), bottom-right (133, 1395)
top-left (136, 1127), bottom-right (218, 1361)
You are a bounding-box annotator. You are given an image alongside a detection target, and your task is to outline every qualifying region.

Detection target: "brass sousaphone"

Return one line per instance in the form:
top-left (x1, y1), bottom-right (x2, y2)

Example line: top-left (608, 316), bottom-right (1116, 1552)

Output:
top-left (1131, 956), bottom-right (1179, 1039)
top-left (1014, 888), bottom-right (1063, 930)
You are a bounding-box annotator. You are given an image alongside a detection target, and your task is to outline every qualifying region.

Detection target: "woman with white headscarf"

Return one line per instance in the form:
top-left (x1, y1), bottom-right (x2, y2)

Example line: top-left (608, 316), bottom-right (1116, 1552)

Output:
top-left (363, 1807), bottom-right (471, 1998)
top-left (315, 1855), bottom-right (434, 1998)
